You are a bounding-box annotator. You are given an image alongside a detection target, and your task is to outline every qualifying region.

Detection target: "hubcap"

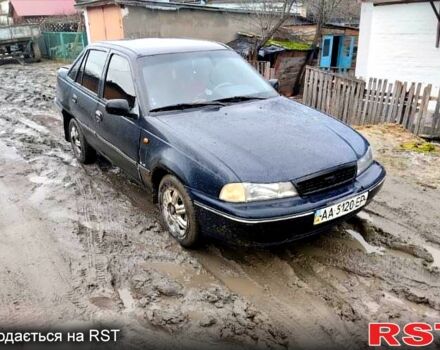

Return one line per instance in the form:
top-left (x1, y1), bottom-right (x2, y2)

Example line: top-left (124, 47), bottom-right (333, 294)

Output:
top-left (70, 124), bottom-right (82, 156)
top-left (161, 187), bottom-right (187, 239)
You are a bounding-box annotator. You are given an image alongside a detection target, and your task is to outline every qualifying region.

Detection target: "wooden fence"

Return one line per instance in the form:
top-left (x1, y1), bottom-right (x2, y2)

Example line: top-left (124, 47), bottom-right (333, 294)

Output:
top-left (249, 61), bottom-right (276, 80)
top-left (303, 66), bottom-right (440, 138)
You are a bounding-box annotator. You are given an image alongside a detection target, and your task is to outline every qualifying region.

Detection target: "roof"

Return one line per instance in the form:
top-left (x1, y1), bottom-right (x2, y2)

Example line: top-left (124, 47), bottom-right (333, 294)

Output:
top-left (75, 0), bottom-right (311, 22)
top-left (94, 38), bottom-right (229, 56)
top-left (362, 0), bottom-right (438, 5)
top-left (11, 0), bottom-right (77, 17)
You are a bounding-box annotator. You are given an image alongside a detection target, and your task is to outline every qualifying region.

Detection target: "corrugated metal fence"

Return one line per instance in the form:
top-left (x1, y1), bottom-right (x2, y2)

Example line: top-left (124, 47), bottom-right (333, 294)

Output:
top-left (303, 66), bottom-right (440, 138)
top-left (42, 32), bottom-right (87, 61)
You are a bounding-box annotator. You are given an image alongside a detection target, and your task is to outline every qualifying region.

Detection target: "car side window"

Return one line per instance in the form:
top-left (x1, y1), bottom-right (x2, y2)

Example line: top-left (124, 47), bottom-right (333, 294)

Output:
top-left (75, 50), bottom-right (88, 84)
top-left (104, 54), bottom-right (136, 109)
top-left (68, 54), bottom-right (84, 80)
top-left (80, 50), bottom-right (108, 95)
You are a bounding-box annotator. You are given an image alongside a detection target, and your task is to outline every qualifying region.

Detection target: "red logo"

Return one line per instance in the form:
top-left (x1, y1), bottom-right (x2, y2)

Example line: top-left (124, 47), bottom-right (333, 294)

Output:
top-left (369, 322), bottom-right (440, 347)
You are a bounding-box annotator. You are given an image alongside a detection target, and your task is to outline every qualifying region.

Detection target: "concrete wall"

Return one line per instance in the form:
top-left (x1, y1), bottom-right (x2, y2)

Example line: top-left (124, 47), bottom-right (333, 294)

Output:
top-left (121, 6), bottom-right (254, 43)
top-left (356, 2), bottom-right (440, 92)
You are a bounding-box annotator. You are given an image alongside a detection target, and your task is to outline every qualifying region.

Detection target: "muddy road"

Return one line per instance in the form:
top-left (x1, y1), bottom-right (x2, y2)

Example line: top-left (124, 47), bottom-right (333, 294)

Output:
top-left (0, 62), bottom-right (439, 349)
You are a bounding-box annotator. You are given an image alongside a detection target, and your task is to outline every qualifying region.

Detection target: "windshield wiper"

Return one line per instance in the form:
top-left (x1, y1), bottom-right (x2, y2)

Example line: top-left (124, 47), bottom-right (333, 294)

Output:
top-left (213, 96), bottom-right (268, 103)
top-left (150, 101), bottom-right (225, 113)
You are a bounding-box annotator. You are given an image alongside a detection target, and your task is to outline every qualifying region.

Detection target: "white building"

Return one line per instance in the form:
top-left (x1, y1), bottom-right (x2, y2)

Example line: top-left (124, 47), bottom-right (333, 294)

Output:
top-left (0, 0), bottom-right (12, 25)
top-left (356, 0), bottom-right (440, 93)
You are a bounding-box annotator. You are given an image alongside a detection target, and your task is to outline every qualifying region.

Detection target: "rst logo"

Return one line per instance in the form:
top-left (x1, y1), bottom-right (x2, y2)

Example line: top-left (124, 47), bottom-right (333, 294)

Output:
top-left (369, 323), bottom-right (440, 347)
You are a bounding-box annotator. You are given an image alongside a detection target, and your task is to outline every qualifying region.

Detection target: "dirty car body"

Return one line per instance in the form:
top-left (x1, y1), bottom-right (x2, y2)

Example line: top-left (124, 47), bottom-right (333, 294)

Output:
top-left (56, 38), bottom-right (386, 247)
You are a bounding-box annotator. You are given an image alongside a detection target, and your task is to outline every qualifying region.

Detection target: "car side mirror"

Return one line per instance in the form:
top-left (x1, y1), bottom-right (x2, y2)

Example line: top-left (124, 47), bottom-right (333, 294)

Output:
top-left (268, 79), bottom-right (279, 92)
top-left (106, 99), bottom-right (131, 117)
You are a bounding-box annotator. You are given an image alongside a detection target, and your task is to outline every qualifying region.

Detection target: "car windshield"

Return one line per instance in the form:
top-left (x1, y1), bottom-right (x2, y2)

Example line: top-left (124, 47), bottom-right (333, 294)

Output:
top-left (140, 50), bottom-right (278, 111)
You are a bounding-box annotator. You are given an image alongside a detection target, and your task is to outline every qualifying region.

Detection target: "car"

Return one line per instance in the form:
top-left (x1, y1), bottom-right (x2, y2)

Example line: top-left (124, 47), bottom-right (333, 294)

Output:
top-left (55, 38), bottom-right (386, 248)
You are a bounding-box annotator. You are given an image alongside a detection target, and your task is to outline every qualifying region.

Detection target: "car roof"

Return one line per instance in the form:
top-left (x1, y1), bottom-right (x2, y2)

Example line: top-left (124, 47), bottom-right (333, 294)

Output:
top-left (93, 38), bottom-right (230, 57)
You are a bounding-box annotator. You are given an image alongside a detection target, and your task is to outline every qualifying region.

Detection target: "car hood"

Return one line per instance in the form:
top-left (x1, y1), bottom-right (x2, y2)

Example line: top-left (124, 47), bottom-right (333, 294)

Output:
top-left (155, 97), bottom-right (368, 183)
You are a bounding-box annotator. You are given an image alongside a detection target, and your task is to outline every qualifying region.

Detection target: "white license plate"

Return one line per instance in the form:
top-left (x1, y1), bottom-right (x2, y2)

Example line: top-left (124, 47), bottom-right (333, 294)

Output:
top-left (314, 192), bottom-right (369, 225)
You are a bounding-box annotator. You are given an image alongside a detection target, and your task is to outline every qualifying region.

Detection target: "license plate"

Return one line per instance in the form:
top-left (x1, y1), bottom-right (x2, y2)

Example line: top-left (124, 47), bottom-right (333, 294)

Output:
top-left (314, 192), bottom-right (369, 225)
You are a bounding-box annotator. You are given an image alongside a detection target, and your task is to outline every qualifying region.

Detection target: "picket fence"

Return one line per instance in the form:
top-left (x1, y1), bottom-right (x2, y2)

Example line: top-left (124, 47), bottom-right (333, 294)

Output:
top-left (303, 66), bottom-right (440, 138)
top-left (249, 61), bottom-right (276, 80)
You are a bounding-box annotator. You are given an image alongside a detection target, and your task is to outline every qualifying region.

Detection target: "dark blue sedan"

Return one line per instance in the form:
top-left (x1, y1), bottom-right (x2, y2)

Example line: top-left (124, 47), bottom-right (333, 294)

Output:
top-left (56, 38), bottom-right (386, 248)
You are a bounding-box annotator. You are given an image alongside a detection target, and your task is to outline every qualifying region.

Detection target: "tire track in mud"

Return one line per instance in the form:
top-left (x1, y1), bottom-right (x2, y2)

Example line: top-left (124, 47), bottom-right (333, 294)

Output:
top-left (193, 245), bottom-right (361, 349)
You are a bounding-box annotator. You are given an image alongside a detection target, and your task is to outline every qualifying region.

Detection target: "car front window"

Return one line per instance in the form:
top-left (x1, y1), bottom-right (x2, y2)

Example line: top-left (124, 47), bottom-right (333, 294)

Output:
top-left (140, 50), bottom-right (278, 111)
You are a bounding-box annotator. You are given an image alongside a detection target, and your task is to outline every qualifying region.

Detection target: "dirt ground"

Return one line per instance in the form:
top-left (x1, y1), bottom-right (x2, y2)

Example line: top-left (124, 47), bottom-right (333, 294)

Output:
top-left (0, 61), bottom-right (439, 349)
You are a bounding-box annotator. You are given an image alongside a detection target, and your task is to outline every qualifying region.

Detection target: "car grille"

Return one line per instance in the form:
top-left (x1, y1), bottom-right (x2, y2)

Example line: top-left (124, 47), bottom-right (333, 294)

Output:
top-left (295, 165), bottom-right (357, 196)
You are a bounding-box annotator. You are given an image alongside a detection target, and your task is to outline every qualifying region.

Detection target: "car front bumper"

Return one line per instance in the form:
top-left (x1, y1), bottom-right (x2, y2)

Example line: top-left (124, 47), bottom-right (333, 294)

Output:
top-left (190, 162), bottom-right (386, 246)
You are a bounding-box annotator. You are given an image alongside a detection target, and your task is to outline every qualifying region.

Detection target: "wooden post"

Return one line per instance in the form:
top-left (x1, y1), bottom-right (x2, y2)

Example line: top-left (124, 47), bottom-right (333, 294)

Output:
top-left (387, 81), bottom-right (401, 123)
top-left (415, 84), bottom-right (432, 135)
top-left (402, 83), bottom-right (415, 128)
top-left (407, 82), bottom-right (423, 130)
top-left (312, 69), bottom-right (318, 108)
top-left (361, 78), bottom-right (373, 125)
top-left (371, 78), bottom-right (382, 124)
top-left (396, 82), bottom-right (408, 124)
top-left (303, 67), bottom-right (311, 105)
top-left (431, 88), bottom-right (440, 137)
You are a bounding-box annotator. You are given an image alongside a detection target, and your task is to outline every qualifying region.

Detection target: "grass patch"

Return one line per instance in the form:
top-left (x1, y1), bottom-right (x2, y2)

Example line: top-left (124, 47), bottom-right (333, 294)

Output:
top-left (266, 39), bottom-right (311, 51)
top-left (400, 141), bottom-right (437, 153)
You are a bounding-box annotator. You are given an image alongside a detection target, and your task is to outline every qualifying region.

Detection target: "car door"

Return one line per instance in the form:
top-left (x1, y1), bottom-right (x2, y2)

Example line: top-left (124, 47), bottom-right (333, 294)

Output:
top-left (70, 48), bottom-right (109, 151)
top-left (95, 52), bottom-right (141, 180)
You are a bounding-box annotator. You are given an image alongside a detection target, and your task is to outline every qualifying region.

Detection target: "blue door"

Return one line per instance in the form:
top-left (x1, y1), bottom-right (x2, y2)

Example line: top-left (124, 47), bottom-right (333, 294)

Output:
top-left (320, 35), bottom-right (334, 68)
top-left (337, 36), bottom-right (355, 70)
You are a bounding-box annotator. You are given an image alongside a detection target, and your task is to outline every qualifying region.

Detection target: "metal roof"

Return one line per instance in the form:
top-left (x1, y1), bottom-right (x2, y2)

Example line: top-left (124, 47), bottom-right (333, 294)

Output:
top-left (11, 0), bottom-right (77, 17)
top-left (94, 38), bottom-right (229, 56)
top-left (74, 0), bottom-right (312, 22)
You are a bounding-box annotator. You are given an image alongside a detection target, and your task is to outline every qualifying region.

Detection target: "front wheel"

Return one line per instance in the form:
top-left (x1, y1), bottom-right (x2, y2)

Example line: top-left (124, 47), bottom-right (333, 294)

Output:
top-left (69, 119), bottom-right (96, 164)
top-left (158, 175), bottom-right (200, 248)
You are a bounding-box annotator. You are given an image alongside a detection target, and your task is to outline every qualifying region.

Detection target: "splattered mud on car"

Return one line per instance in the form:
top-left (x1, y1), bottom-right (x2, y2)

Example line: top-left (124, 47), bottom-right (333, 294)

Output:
top-left (0, 62), bottom-right (439, 349)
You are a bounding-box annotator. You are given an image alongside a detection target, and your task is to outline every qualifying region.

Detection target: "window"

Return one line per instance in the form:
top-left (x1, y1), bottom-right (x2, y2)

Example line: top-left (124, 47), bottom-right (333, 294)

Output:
top-left (323, 39), bottom-right (331, 57)
top-left (81, 50), bottom-right (107, 94)
top-left (141, 50), bottom-right (277, 111)
top-left (104, 55), bottom-right (136, 109)
top-left (75, 51), bottom-right (88, 84)
top-left (68, 53), bottom-right (84, 80)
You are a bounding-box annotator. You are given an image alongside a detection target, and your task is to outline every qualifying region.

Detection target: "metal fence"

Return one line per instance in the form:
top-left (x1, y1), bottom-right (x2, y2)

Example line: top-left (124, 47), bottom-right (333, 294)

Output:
top-left (303, 66), bottom-right (440, 139)
top-left (42, 32), bottom-right (87, 61)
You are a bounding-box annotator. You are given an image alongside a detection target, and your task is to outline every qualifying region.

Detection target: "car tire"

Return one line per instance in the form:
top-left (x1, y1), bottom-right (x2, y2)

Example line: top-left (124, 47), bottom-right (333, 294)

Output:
top-left (158, 175), bottom-right (200, 248)
top-left (69, 118), bottom-right (96, 164)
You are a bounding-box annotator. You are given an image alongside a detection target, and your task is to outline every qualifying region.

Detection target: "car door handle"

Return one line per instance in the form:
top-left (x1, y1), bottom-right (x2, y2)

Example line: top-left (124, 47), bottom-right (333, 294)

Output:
top-left (72, 94), bottom-right (78, 104)
top-left (95, 110), bottom-right (103, 123)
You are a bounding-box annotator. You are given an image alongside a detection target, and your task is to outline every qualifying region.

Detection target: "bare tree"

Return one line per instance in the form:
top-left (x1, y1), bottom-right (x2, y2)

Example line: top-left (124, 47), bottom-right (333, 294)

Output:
top-left (241, 0), bottom-right (298, 61)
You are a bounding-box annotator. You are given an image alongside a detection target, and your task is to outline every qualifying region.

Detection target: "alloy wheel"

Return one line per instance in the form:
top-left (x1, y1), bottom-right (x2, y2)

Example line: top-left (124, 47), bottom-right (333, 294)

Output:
top-left (161, 186), bottom-right (188, 239)
top-left (70, 124), bottom-right (82, 157)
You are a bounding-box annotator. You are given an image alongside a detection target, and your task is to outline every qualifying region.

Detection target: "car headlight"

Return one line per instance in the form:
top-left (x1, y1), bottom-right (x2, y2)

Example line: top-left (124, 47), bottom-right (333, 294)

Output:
top-left (219, 182), bottom-right (298, 203)
top-left (357, 146), bottom-right (373, 176)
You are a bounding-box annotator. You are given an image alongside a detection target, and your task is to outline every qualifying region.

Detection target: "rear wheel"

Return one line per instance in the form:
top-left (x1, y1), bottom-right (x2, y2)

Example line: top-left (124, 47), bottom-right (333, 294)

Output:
top-left (69, 119), bottom-right (96, 164)
top-left (159, 175), bottom-right (200, 248)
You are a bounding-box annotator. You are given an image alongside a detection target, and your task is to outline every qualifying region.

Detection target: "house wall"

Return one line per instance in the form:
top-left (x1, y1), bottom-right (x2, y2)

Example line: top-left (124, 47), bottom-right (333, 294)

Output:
top-left (356, 1), bottom-right (440, 91)
top-left (121, 5), bottom-right (253, 43)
